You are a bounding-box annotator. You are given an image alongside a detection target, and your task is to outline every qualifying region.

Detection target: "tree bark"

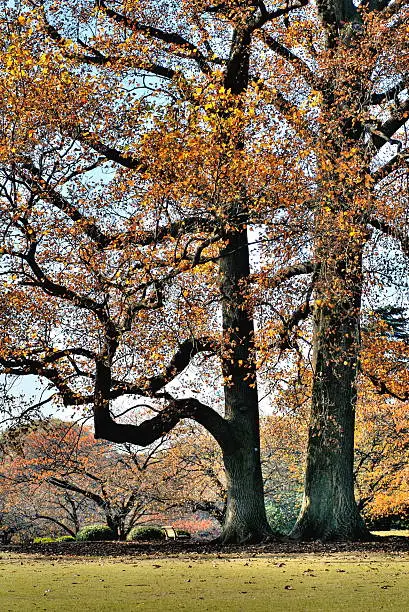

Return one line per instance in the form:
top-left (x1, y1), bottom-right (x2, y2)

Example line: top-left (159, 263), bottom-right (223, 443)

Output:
top-left (222, 438), bottom-right (272, 543)
top-left (218, 223), bottom-right (273, 543)
top-left (291, 231), bottom-right (371, 541)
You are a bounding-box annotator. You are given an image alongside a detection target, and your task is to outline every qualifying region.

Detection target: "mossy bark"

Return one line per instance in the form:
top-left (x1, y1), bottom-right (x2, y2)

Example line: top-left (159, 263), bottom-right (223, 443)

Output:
top-left (291, 236), bottom-right (371, 541)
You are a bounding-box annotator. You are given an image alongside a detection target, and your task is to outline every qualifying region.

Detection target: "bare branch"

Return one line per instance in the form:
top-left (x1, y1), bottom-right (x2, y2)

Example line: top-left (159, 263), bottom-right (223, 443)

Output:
top-left (366, 212), bottom-right (409, 258)
top-left (94, 396), bottom-right (235, 452)
top-left (71, 129), bottom-right (145, 170)
top-left (371, 98), bottom-right (409, 150)
top-left (259, 32), bottom-right (319, 89)
top-left (262, 261), bottom-right (319, 289)
top-left (369, 81), bottom-right (408, 106)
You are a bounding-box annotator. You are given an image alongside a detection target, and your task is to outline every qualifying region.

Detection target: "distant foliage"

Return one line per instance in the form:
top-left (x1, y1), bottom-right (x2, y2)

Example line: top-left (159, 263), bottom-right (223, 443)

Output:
top-left (265, 501), bottom-right (300, 536)
top-left (76, 525), bottom-right (116, 542)
top-left (126, 526), bottom-right (165, 541)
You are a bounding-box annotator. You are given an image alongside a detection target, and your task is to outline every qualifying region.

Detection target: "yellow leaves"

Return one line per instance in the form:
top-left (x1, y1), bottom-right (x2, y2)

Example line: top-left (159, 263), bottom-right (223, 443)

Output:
top-left (309, 90), bottom-right (322, 108)
top-left (342, 147), bottom-right (359, 159)
top-left (320, 159), bottom-right (333, 172)
top-left (38, 52), bottom-right (48, 66)
top-left (60, 71), bottom-right (72, 85)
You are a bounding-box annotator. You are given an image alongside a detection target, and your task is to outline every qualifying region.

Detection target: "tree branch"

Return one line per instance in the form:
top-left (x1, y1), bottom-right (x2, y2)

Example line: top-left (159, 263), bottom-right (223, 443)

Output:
top-left (259, 32), bottom-right (319, 89)
top-left (364, 370), bottom-right (409, 402)
top-left (259, 0), bottom-right (309, 24)
top-left (94, 396), bottom-right (235, 453)
top-left (32, 514), bottom-right (76, 537)
top-left (371, 98), bottom-right (409, 150)
top-left (71, 129), bottom-right (144, 170)
top-left (148, 338), bottom-right (217, 393)
top-left (42, 8), bottom-right (176, 79)
top-left (23, 243), bottom-right (106, 314)
top-left (20, 160), bottom-right (111, 249)
top-left (47, 477), bottom-right (108, 509)
top-left (366, 212), bottom-right (409, 258)
top-left (96, 0), bottom-right (211, 74)
top-left (369, 81), bottom-right (408, 106)
top-left (262, 261), bottom-right (319, 289)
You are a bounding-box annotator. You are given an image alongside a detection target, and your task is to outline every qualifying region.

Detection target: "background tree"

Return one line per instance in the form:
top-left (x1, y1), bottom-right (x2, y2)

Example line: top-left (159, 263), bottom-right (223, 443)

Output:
top-left (0, 420), bottom-right (174, 539)
top-left (355, 392), bottom-right (409, 529)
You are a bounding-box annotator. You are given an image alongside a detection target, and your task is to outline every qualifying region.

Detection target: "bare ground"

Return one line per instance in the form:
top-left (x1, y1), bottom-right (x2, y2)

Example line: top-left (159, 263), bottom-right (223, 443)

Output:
top-left (2, 535), bottom-right (409, 560)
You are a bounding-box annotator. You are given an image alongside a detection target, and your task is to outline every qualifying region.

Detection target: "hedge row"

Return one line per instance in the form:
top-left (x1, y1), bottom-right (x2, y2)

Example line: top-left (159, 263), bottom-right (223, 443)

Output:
top-left (33, 525), bottom-right (191, 543)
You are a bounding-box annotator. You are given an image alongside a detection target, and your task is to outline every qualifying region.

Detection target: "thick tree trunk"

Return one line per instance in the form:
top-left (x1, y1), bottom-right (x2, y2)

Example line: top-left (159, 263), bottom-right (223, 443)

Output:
top-left (219, 223), bottom-right (273, 543)
top-left (291, 233), bottom-right (371, 541)
top-left (221, 428), bottom-right (272, 543)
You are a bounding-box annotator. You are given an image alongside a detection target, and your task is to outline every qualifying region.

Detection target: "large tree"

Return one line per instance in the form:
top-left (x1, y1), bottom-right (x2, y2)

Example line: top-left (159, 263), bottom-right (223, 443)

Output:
top-left (0, 0), bottom-right (310, 543)
top-left (288, 0), bottom-right (409, 540)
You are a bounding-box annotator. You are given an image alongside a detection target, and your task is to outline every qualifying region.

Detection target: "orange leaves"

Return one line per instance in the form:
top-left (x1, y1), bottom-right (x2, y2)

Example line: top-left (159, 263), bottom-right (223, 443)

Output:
top-left (355, 387), bottom-right (409, 522)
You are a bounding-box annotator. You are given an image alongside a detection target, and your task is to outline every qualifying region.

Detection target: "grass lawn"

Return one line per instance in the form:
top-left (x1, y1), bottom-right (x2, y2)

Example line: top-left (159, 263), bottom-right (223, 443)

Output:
top-left (373, 530), bottom-right (409, 537)
top-left (1, 551), bottom-right (409, 611)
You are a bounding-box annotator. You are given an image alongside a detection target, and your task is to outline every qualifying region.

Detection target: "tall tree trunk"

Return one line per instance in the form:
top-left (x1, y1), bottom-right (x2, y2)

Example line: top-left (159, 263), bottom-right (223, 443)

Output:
top-left (291, 225), bottom-right (371, 540)
top-left (219, 223), bottom-right (272, 543)
top-left (290, 0), bottom-right (372, 537)
top-left (210, 27), bottom-right (272, 544)
top-left (222, 435), bottom-right (272, 543)
top-left (105, 514), bottom-right (120, 540)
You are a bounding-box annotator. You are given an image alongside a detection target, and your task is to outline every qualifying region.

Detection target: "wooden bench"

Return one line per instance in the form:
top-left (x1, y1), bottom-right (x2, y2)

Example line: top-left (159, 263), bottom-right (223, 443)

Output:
top-left (162, 526), bottom-right (177, 540)
top-left (162, 526), bottom-right (190, 540)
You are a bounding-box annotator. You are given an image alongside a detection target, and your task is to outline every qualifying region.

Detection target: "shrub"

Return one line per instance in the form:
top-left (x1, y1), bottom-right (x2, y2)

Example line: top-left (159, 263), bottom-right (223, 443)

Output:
top-left (33, 537), bottom-right (57, 543)
top-left (76, 525), bottom-right (116, 542)
top-left (126, 526), bottom-right (165, 542)
top-left (56, 535), bottom-right (76, 542)
top-left (176, 529), bottom-right (191, 538)
top-left (265, 501), bottom-right (299, 535)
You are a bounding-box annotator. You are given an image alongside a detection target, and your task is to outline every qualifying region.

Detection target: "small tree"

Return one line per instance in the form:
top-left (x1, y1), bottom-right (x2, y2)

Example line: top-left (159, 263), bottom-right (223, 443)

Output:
top-left (1, 421), bottom-right (172, 539)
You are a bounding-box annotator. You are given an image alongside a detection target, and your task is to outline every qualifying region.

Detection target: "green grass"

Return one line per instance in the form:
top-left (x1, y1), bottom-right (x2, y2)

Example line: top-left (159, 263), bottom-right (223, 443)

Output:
top-left (1, 553), bottom-right (408, 611)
